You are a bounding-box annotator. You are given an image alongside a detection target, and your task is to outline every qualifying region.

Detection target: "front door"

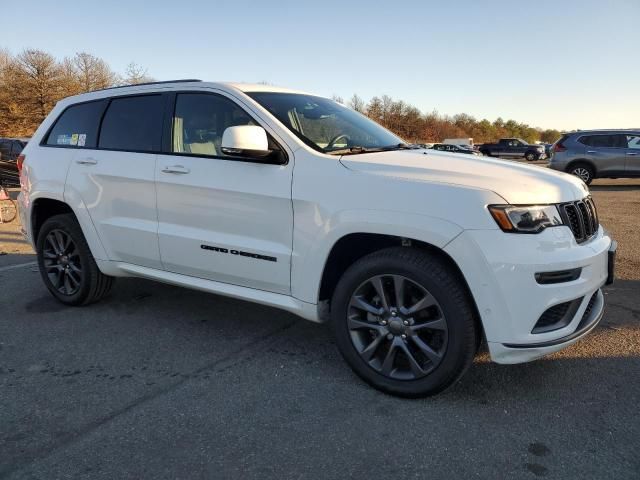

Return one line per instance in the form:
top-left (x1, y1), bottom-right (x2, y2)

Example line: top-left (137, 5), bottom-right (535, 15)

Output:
top-left (155, 91), bottom-right (294, 294)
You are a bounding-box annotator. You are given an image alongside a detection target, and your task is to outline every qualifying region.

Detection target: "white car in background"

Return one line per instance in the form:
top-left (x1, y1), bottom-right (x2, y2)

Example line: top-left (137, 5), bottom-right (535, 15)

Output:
top-left (18, 80), bottom-right (615, 396)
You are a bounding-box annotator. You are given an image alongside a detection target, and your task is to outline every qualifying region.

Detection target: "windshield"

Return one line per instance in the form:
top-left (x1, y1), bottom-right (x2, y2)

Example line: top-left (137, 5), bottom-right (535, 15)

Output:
top-left (247, 92), bottom-right (405, 154)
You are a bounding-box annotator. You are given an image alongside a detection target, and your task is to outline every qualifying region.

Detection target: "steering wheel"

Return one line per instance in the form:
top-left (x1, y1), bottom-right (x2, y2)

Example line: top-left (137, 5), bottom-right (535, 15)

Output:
top-left (326, 134), bottom-right (351, 150)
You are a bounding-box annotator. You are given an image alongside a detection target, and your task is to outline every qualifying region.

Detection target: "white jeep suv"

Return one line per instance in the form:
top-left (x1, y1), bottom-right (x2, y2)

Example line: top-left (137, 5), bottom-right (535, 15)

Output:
top-left (18, 80), bottom-right (616, 397)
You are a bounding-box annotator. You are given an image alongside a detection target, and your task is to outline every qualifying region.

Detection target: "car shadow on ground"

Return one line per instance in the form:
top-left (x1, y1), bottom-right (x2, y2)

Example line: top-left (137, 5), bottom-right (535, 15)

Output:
top-left (36, 275), bottom-right (640, 401)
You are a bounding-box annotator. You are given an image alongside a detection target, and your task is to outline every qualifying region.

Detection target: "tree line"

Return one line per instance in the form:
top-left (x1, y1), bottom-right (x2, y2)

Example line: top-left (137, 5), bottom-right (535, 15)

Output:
top-left (0, 48), bottom-right (152, 137)
top-left (0, 48), bottom-right (562, 144)
top-left (336, 94), bottom-right (562, 145)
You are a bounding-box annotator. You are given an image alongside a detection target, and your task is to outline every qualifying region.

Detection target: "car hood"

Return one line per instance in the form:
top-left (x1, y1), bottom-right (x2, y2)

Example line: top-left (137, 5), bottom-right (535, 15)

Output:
top-left (340, 149), bottom-right (589, 204)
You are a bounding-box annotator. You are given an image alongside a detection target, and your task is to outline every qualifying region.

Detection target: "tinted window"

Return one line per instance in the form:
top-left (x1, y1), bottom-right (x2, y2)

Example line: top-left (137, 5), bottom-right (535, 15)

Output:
top-left (99, 95), bottom-right (164, 152)
top-left (172, 93), bottom-right (255, 158)
top-left (0, 140), bottom-right (10, 157)
top-left (46, 101), bottom-right (105, 148)
top-left (579, 134), bottom-right (627, 148)
top-left (11, 141), bottom-right (24, 155)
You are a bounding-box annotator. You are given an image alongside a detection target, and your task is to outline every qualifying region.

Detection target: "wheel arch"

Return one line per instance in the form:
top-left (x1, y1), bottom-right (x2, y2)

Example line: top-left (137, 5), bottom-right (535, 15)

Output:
top-left (317, 232), bottom-right (483, 343)
top-left (31, 198), bottom-right (74, 243)
top-left (30, 194), bottom-right (108, 262)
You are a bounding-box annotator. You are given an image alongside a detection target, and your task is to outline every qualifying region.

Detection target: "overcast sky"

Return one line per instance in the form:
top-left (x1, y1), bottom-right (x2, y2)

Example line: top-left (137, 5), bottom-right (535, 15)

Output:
top-left (4, 0), bottom-right (638, 130)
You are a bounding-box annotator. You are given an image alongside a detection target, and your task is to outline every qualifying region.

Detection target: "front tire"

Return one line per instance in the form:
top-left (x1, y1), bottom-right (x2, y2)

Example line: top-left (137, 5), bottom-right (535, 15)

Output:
top-left (525, 151), bottom-right (538, 161)
top-left (36, 214), bottom-right (114, 305)
top-left (330, 247), bottom-right (478, 397)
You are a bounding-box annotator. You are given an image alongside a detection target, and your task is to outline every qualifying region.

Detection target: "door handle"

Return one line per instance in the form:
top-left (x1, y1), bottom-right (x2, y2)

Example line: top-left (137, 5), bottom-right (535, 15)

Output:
top-left (76, 157), bottom-right (97, 165)
top-left (586, 150), bottom-right (597, 154)
top-left (627, 152), bottom-right (638, 156)
top-left (161, 165), bottom-right (190, 174)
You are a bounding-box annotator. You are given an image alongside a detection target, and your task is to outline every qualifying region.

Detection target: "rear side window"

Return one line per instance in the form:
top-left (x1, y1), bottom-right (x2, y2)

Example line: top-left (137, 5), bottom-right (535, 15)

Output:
top-left (579, 134), bottom-right (627, 148)
top-left (45, 100), bottom-right (105, 148)
top-left (99, 95), bottom-right (164, 152)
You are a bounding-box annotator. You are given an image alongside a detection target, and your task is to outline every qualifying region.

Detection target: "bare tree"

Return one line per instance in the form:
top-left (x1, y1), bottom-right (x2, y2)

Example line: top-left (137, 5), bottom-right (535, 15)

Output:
top-left (348, 93), bottom-right (366, 113)
top-left (331, 94), bottom-right (344, 104)
top-left (0, 49), bottom-right (72, 135)
top-left (65, 52), bottom-right (117, 93)
top-left (122, 62), bottom-right (154, 85)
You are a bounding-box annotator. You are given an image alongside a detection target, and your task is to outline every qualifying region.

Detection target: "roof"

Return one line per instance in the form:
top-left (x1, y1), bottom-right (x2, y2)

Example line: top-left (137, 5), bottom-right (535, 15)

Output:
top-left (57, 80), bottom-right (316, 107)
top-left (220, 82), bottom-right (312, 95)
top-left (568, 129), bottom-right (640, 134)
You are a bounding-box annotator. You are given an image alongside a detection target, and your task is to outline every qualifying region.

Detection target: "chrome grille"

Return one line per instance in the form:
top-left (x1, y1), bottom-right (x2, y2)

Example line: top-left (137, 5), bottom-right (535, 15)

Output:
top-left (560, 197), bottom-right (599, 244)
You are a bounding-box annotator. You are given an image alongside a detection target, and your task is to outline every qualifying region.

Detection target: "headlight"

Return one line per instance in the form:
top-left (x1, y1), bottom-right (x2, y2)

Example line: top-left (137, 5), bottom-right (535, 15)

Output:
top-left (488, 205), bottom-right (563, 233)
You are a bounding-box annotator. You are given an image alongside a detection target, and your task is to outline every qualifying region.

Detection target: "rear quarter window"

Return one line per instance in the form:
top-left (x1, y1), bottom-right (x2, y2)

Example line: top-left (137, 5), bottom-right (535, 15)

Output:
top-left (45, 100), bottom-right (106, 148)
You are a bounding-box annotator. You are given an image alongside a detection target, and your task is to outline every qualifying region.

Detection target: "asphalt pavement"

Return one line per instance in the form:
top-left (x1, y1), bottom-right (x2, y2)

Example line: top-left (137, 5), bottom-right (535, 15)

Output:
top-left (0, 179), bottom-right (639, 479)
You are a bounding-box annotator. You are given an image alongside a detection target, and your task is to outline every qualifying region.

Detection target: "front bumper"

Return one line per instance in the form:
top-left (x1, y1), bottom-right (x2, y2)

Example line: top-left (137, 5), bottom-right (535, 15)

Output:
top-left (444, 225), bottom-right (612, 364)
top-left (491, 289), bottom-right (604, 363)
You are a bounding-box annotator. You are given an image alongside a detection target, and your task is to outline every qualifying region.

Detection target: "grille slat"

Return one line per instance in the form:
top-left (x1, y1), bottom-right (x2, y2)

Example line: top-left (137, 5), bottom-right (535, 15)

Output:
top-left (561, 197), bottom-right (599, 244)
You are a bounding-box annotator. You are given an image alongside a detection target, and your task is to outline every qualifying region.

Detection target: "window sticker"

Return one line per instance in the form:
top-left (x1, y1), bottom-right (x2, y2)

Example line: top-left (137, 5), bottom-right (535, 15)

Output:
top-left (70, 134), bottom-right (79, 146)
top-left (57, 134), bottom-right (71, 145)
top-left (77, 134), bottom-right (87, 147)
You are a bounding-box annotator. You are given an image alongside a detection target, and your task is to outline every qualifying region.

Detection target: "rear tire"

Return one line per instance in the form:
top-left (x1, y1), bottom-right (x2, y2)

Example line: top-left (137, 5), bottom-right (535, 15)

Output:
top-left (36, 214), bottom-right (114, 305)
top-left (568, 162), bottom-right (594, 185)
top-left (330, 247), bottom-right (478, 397)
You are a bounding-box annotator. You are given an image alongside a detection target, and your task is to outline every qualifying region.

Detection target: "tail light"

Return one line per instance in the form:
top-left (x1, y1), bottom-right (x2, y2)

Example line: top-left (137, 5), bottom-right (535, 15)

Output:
top-left (553, 142), bottom-right (566, 153)
top-left (16, 154), bottom-right (25, 173)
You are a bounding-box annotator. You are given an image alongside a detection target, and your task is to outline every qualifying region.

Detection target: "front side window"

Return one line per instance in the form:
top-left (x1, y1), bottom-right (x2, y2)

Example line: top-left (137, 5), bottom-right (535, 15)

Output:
top-left (247, 92), bottom-right (404, 154)
top-left (626, 134), bottom-right (640, 149)
top-left (45, 100), bottom-right (105, 148)
top-left (172, 93), bottom-right (256, 157)
top-left (98, 95), bottom-right (164, 152)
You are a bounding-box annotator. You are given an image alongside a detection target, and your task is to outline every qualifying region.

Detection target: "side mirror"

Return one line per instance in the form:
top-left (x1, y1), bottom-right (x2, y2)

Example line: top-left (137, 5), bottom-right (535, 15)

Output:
top-left (221, 125), bottom-right (270, 158)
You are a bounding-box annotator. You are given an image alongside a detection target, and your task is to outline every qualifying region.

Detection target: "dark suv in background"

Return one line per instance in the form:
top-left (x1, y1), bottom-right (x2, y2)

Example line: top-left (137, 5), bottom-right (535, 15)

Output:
top-left (0, 137), bottom-right (28, 186)
top-left (549, 130), bottom-right (640, 184)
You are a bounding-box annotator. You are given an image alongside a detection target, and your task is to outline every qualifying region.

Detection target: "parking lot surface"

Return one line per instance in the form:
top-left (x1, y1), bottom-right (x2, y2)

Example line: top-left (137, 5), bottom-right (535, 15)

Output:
top-left (1, 179), bottom-right (639, 479)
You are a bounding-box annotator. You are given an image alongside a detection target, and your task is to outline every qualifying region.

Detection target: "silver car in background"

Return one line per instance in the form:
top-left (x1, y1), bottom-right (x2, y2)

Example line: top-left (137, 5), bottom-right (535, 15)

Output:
top-left (549, 129), bottom-right (640, 184)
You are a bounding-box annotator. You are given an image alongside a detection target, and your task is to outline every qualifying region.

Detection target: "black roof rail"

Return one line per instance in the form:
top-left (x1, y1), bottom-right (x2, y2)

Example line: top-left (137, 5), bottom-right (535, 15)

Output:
top-left (91, 79), bottom-right (202, 93)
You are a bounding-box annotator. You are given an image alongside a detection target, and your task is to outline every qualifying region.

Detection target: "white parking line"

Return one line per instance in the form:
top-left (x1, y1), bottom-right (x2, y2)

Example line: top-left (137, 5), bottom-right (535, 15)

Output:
top-left (0, 261), bottom-right (37, 272)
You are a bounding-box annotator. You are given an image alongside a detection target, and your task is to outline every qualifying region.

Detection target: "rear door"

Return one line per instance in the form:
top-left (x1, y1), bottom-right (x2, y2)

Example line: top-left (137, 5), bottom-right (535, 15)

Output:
top-left (580, 134), bottom-right (627, 176)
top-left (155, 91), bottom-right (294, 294)
top-left (65, 94), bottom-right (165, 269)
top-left (624, 133), bottom-right (640, 175)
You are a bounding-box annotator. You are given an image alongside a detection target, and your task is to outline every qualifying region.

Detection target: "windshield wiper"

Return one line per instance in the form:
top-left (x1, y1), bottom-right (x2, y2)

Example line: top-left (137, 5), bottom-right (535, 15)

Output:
top-left (326, 143), bottom-right (419, 156)
top-left (326, 146), bottom-right (373, 156)
top-left (380, 143), bottom-right (420, 151)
